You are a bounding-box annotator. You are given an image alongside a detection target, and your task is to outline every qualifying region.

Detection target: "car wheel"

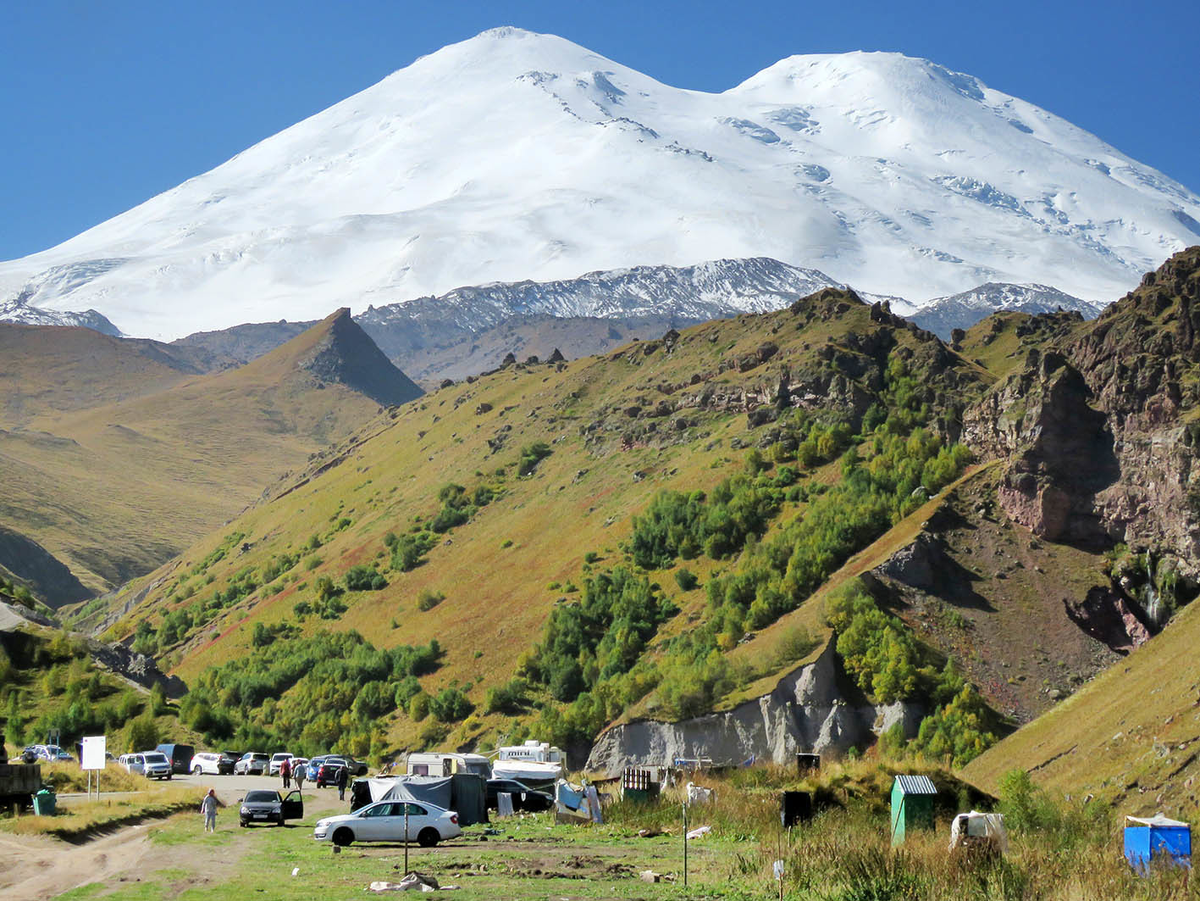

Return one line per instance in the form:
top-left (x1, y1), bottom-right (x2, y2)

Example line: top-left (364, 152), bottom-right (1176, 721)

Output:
top-left (275, 813), bottom-right (284, 826)
top-left (167, 774), bottom-right (173, 781)
top-left (417, 828), bottom-right (439, 848)
top-left (332, 827), bottom-right (354, 847)
top-left (240, 819), bottom-right (248, 828)
top-left (192, 766), bottom-right (202, 776)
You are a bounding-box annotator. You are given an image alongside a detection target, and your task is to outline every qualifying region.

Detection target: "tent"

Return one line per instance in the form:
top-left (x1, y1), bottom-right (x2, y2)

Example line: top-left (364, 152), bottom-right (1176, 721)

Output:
top-left (491, 759), bottom-right (561, 786)
top-left (949, 811), bottom-right (1008, 855)
top-left (890, 775), bottom-right (937, 845)
top-left (366, 774), bottom-right (488, 826)
top-left (1124, 814), bottom-right (1191, 872)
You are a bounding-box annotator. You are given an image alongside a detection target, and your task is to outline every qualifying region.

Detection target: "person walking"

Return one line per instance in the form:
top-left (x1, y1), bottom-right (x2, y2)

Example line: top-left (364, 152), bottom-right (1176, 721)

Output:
top-left (201, 788), bottom-right (218, 833)
top-left (294, 761), bottom-right (306, 793)
top-left (281, 757), bottom-right (291, 790)
top-left (336, 764), bottom-right (348, 802)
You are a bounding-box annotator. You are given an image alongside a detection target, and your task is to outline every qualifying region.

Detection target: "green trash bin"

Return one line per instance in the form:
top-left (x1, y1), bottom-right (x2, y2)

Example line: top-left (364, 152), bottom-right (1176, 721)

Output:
top-left (33, 788), bottom-right (56, 816)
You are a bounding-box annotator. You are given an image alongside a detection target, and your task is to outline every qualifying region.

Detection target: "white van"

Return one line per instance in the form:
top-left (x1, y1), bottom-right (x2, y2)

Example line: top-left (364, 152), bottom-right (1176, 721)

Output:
top-left (406, 752), bottom-right (490, 778)
top-left (119, 752), bottom-right (172, 779)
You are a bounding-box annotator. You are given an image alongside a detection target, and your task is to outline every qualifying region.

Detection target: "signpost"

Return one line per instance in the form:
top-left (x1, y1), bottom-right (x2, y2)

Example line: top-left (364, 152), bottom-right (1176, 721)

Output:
top-left (81, 735), bottom-right (106, 800)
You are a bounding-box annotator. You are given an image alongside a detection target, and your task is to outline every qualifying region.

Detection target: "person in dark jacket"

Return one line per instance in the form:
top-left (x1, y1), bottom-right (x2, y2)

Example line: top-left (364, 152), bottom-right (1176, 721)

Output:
top-left (336, 764), bottom-right (348, 801)
top-left (281, 757), bottom-right (291, 789)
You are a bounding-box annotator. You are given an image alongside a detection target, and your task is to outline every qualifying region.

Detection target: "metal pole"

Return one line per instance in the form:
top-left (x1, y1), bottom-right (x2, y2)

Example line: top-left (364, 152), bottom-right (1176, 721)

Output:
top-left (404, 806), bottom-right (410, 875)
top-left (682, 802), bottom-right (688, 887)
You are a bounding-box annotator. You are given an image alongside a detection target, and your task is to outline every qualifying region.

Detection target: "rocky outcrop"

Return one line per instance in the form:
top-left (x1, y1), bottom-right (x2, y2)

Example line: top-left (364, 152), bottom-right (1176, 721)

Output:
top-left (874, 533), bottom-right (945, 591)
top-left (963, 349), bottom-right (1118, 544)
top-left (1063, 586), bottom-right (1151, 655)
top-left (85, 638), bottom-right (187, 698)
top-left (584, 642), bottom-right (922, 775)
top-left (965, 249), bottom-right (1200, 585)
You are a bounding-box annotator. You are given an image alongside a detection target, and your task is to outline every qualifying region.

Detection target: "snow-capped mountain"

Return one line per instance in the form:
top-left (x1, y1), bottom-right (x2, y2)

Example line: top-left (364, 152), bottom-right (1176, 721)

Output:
top-left (911, 283), bottom-right (1103, 339)
top-left (359, 257), bottom-right (852, 332)
top-left (0, 294), bottom-right (121, 335)
top-left (3, 27), bottom-right (1198, 339)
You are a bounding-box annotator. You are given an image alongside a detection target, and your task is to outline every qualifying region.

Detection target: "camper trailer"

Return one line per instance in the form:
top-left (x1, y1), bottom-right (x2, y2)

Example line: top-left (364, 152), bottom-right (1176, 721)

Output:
top-left (492, 740), bottom-right (564, 783)
top-left (406, 752), bottom-right (490, 779)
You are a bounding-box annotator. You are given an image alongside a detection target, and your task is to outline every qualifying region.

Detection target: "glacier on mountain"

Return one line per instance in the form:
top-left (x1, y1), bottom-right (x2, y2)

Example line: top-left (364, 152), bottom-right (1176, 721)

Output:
top-left (1, 27), bottom-right (1197, 339)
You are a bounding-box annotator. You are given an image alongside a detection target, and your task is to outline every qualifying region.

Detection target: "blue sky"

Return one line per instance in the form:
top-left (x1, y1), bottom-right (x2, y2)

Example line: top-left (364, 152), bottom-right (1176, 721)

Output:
top-left (1, 0), bottom-right (1195, 261)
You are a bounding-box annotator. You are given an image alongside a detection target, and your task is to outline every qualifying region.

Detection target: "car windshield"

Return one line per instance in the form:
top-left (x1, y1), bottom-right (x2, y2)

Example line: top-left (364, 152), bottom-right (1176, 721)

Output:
top-left (244, 791), bottom-right (278, 803)
top-left (143, 753), bottom-right (168, 764)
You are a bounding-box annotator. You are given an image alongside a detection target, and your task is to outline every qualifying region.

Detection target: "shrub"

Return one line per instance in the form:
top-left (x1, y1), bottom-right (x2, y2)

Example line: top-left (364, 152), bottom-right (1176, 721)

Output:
top-left (517, 442), bottom-right (552, 476)
top-left (391, 532), bottom-right (436, 572)
top-left (124, 713), bottom-right (159, 751)
top-left (429, 687), bottom-right (474, 722)
top-left (417, 589), bottom-right (445, 612)
top-left (674, 568), bottom-right (699, 591)
top-left (344, 565), bottom-right (387, 592)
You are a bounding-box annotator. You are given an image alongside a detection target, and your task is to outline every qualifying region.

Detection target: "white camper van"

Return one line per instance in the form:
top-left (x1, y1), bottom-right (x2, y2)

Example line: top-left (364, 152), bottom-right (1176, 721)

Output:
top-left (406, 752), bottom-right (491, 779)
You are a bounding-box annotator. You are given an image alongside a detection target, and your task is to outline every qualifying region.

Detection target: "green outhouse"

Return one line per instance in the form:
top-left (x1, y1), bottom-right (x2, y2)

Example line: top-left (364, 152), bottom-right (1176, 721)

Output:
top-left (890, 775), bottom-right (937, 845)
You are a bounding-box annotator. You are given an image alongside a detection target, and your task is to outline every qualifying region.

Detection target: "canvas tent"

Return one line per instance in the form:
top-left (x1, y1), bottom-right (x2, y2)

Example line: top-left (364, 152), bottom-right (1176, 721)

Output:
top-left (890, 775), bottom-right (937, 845)
top-left (365, 774), bottom-right (488, 826)
top-left (1124, 814), bottom-right (1191, 872)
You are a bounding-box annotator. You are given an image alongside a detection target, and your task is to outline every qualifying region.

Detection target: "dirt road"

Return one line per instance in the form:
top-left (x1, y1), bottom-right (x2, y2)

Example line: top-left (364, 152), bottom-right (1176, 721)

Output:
top-left (0, 774), bottom-right (347, 901)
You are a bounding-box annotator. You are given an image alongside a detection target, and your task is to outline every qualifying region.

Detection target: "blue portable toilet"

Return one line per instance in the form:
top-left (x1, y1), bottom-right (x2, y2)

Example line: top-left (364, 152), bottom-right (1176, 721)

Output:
top-left (1124, 814), bottom-right (1191, 872)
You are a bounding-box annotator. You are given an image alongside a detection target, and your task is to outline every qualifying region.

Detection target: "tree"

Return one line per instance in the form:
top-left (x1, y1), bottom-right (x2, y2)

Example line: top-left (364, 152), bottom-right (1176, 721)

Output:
top-left (124, 713), bottom-right (159, 751)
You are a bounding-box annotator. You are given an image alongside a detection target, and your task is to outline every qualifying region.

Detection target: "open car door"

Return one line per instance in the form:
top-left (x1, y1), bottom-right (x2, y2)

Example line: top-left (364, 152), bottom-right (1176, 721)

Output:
top-left (281, 790), bottom-right (304, 821)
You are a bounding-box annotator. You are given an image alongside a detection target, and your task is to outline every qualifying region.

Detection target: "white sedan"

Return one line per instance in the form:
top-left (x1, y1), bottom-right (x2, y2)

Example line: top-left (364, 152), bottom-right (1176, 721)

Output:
top-left (312, 800), bottom-right (461, 847)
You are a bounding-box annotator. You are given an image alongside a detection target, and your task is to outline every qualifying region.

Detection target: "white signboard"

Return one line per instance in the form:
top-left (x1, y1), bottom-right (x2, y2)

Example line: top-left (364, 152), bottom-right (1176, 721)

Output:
top-left (81, 735), bottom-right (107, 771)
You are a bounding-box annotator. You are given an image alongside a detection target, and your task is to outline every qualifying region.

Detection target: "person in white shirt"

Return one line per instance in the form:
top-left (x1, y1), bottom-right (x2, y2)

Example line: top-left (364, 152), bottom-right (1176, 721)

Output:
top-left (200, 788), bottom-right (219, 832)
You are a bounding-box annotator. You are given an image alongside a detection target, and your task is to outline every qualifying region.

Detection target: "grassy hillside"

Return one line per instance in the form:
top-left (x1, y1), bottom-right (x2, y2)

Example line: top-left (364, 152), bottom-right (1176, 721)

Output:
top-left (0, 311), bottom-right (413, 595)
top-left (963, 594), bottom-right (1200, 816)
top-left (96, 290), bottom-right (1019, 759)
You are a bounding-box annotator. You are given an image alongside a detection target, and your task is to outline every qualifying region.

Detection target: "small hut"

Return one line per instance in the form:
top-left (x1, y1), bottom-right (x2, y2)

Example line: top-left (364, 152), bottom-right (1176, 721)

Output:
top-left (890, 775), bottom-right (937, 845)
top-left (1124, 814), bottom-right (1192, 872)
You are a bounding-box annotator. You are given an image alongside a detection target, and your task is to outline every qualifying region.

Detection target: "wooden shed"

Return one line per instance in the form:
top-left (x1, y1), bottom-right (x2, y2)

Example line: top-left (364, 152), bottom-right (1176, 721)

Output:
top-left (890, 775), bottom-right (937, 845)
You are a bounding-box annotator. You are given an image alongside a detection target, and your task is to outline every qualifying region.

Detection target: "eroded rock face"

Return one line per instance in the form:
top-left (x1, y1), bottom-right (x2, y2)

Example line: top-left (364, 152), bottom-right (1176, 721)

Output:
top-left (964, 350), bottom-right (1117, 544)
top-left (966, 247), bottom-right (1200, 584)
top-left (584, 642), bottom-right (922, 775)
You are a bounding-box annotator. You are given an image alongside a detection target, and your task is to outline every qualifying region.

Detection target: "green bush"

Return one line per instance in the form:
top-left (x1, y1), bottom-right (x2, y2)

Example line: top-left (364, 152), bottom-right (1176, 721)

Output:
top-left (517, 442), bottom-right (552, 476)
top-left (344, 565), bottom-right (387, 592)
top-left (429, 687), bottom-right (474, 722)
top-left (417, 589), bottom-right (445, 612)
top-left (391, 532), bottom-right (436, 571)
top-left (674, 568), bottom-right (699, 591)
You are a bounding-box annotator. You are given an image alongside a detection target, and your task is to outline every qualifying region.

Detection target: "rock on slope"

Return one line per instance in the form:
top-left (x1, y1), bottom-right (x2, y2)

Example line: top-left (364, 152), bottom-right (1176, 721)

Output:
top-left (586, 642), bottom-right (922, 774)
top-left (3, 28), bottom-right (1198, 338)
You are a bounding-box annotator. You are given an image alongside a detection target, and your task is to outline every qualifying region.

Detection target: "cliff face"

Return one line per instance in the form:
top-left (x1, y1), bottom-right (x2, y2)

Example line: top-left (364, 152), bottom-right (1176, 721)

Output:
top-left (585, 641), bottom-right (923, 775)
top-left (965, 247), bottom-right (1200, 586)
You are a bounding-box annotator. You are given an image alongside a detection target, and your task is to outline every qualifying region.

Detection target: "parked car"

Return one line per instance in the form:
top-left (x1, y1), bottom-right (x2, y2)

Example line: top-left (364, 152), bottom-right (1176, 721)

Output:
top-left (316, 757), bottom-right (347, 788)
top-left (156, 743), bottom-right (195, 775)
top-left (234, 752), bottom-right (271, 775)
top-left (25, 744), bottom-right (74, 763)
top-left (336, 754), bottom-right (369, 777)
top-left (119, 752), bottom-right (172, 779)
top-left (485, 778), bottom-right (554, 812)
top-left (312, 799), bottom-right (461, 847)
top-left (238, 789), bottom-right (304, 827)
top-left (189, 752), bottom-right (236, 776)
top-left (268, 752), bottom-right (295, 776)
top-left (306, 756), bottom-right (326, 782)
